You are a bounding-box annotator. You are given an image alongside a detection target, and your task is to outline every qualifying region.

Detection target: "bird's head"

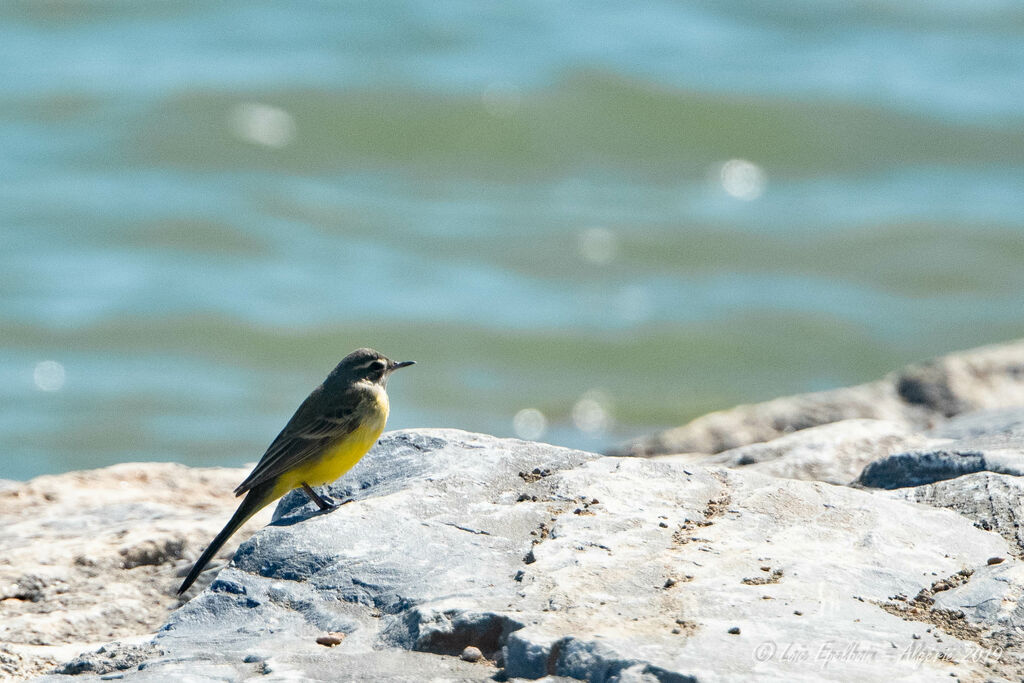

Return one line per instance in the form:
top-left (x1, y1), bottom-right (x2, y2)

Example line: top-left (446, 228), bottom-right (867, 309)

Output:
top-left (330, 348), bottom-right (415, 387)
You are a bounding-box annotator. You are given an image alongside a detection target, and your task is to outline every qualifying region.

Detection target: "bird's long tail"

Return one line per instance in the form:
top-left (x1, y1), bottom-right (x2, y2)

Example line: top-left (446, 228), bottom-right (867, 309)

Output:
top-left (177, 485), bottom-right (272, 594)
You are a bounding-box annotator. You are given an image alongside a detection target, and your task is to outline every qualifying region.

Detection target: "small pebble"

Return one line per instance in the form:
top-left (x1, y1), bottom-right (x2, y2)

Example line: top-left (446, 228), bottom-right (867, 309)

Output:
top-left (727, 627), bottom-right (740, 635)
top-left (658, 521), bottom-right (668, 528)
top-left (987, 556), bottom-right (1005, 565)
top-left (793, 610), bottom-right (802, 616)
top-left (461, 646), bottom-right (483, 662)
top-left (316, 633), bottom-right (345, 647)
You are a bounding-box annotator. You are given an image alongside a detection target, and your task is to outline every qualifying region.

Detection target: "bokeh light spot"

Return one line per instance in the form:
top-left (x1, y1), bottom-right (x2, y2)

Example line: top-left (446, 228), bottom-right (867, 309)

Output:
top-left (572, 390), bottom-right (612, 435)
top-left (229, 102), bottom-right (296, 148)
top-left (718, 159), bottom-right (766, 201)
top-left (578, 227), bottom-right (617, 265)
top-left (513, 408), bottom-right (547, 441)
top-left (34, 360), bottom-right (66, 392)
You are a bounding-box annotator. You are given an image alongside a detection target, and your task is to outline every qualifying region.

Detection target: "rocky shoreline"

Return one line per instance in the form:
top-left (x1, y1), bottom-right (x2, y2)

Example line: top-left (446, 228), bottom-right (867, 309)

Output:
top-left (609, 338), bottom-right (1024, 458)
top-left (2, 339), bottom-right (1024, 681)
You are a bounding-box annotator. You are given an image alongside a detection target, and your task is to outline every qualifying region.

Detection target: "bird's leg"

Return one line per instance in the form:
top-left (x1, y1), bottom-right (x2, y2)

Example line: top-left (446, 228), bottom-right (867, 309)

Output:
top-left (301, 483), bottom-right (337, 511)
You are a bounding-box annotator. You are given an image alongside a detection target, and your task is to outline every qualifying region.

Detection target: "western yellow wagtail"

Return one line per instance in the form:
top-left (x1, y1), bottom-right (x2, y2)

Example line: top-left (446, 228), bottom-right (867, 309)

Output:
top-left (177, 348), bottom-right (414, 594)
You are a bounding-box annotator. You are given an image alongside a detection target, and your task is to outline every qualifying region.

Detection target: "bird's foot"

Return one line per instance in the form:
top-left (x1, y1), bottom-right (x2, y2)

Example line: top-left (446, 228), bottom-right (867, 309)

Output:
top-left (318, 494), bottom-right (356, 510)
top-left (301, 483), bottom-right (338, 512)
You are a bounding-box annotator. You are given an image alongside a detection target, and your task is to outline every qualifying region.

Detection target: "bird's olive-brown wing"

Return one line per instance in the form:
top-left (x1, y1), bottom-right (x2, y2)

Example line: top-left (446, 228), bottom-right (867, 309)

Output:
top-left (232, 385), bottom-right (365, 496)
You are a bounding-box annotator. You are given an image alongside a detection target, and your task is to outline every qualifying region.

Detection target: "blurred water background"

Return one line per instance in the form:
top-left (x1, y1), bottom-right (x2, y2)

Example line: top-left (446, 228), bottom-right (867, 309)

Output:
top-left (3, 1), bottom-right (1024, 480)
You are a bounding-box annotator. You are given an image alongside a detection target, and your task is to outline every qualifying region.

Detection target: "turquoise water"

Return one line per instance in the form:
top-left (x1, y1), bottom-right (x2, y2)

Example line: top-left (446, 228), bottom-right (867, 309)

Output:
top-left (3, 2), bottom-right (1024, 480)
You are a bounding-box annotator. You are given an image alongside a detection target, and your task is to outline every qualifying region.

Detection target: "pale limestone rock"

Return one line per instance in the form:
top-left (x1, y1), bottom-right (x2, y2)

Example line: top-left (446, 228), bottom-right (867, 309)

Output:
top-left (657, 418), bottom-right (946, 485)
top-left (0, 463), bottom-right (271, 680)
top-left (612, 338), bottom-right (1024, 457)
top-left (37, 430), bottom-right (1023, 682)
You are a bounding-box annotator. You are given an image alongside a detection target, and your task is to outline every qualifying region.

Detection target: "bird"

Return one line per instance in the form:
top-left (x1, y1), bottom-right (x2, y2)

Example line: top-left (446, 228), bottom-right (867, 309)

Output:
top-left (177, 348), bottom-right (415, 594)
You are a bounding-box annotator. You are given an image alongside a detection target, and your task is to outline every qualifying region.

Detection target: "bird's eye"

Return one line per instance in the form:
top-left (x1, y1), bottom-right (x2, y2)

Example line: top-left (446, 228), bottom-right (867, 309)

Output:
top-left (369, 360), bottom-right (386, 374)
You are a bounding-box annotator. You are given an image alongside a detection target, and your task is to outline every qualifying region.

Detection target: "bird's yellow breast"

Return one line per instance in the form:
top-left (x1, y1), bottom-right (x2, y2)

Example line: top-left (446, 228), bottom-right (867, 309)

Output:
top-left (271, 387), bottom-right (389, 498)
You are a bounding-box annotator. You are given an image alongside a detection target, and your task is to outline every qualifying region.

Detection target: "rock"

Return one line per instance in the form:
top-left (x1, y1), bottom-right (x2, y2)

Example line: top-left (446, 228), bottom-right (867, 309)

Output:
top-left (0, 462), bottom-right (272, 680)
top-left (894, 472), bottom-right (1024, 557)
top-left (315, 633), bottom-right (345, 647)
top-left (0, 645), bottom-right (31, 680)
top-left (858, 409), bottom-right (1024, 489)
top-left (611, 338), bottom-right (1024, 457)
top-left (39, 429), bottom-right (1024, 682)
top-left (609, 380), bottom-right (926, 457)
top-left (859, 449), bottom-right (1024, 489)
top-left (928, 406), bottom-right (1024, 441)
top-left (119, 538), bottom-right (188, 570)
top-left (896, 341), bottom-right (1024, 417)
top-left (657, 418), bottom-right (942, 485)
top-left (460, 645), bottom-right (483, 662)
top-left (54, 642), bottom-right (159, 676)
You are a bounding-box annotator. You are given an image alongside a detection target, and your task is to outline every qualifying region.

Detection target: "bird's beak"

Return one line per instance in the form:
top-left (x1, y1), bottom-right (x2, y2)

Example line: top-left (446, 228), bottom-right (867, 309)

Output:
top-left (391, 360), bottom-right (416, 371)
